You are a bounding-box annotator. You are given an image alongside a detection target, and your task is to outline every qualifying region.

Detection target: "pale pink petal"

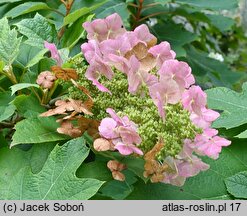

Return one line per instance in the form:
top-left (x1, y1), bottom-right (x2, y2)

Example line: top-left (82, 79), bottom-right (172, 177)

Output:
top-left (182, 85), bottom-right (207, 115)
top-left (44, 41), bottom-right (62, 66)
top-left (99, 118), bottom-right (118, 139)
top-left (134, 24), bottom-right (156, 44)
top-left (115, 142), bottom-right (143, 155)
top-left (148, 42), bottom-right (175, 68)
top-left (118, 126), bottom-right (142, 145)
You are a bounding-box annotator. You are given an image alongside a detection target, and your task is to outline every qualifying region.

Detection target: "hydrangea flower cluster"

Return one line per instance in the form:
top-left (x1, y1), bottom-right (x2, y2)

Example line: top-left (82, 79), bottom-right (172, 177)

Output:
top-left (80, 13), bottom-right (231, 186)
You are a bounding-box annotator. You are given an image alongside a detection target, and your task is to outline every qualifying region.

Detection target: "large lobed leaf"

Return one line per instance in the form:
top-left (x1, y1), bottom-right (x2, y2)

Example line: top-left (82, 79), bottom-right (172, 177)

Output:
top-left (5, 137), bottom-right (104, 200)
top-left (0, 17), bottom-right (22, 64)
top-left (225, 171), bottom-right (247, 199)
top-left (15, 13), bottom-right (57, 49)
top-left (11, 117), bottom-right (69, 147)
top-left (206, 82), bottom-right (247, 130)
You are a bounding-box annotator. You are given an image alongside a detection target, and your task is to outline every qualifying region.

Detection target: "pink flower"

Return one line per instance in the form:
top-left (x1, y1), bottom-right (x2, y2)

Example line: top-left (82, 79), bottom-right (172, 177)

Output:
top-left (81, 40), bottom-right (102, 64)
top-left (83, 13), bottom-right (126, 42)
top-left (98, 108), bottom-right (143, 156)
top-left (99, 117), bottom-right (118, 139)
top-left (133, 24), bottom-right (156, 45)
top-left (148, 42), bottom-right (176, 68)
top-left (190, 108), bottom-right (220, 129)
top-left (44, 41), bottom-right (62, 66)
top-left (162, 156), bottom-right (186, 186)
top-left (36, 71), bottom-right (56, 89)
top-left (107, 54), bottom-right (129, 74)
top-left (149, 77), bottom-right (181, 118)
top-left (182, 85), bottom-right (207, 116)
top-left (193, 128), bottom-right (231, 159)
top-left (114, 142), bottom-right (143, 155)
top-left (158, 59), bottom-right (195, 92)
top-left (127, 56), bottom-right (158, 94)
top-left (177, 155), bottom-right (210, 177)
top-left (118, 126), bottom-right (142, 145)
top-left (100, 37), bottom-right (131, 58)
top-left (177, 139), bottom-right (209, 177)
top-left (85, 60), bottom-right (113, 93)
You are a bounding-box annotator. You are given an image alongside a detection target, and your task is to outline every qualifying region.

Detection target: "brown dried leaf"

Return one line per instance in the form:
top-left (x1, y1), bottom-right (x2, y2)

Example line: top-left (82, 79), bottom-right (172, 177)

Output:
top-left (124, 50), bottom-right (134, 60)
top-left (77, 116), bottom-right (91, 133)
top-left (147, 37), bottom-right (157, 48)
top-left (112, 171), bottom-right (125, 181)
top-left (69, 99), bottom-right (92, 115)
top-left (144, 140), bottom-right (164, 161)
top-left (140, 53), bottom-right (156, 71)
top-left (94, 138), bottom-right (115, 151)
top-left (107, 160), bottom-right (127, 171)
top-left (51, 66), bottom-right (78, 81)
top-left (40, 99), bottom-right (92, 117)
top-left (150, 173), bottom-right (164, 183)
top-left (57, 120), bottom-right (82, 138)
top-left (143, 140), bottom-right (169, 182)
top-left (107, 160), bottom-right (119, 171)
top-left (133, 42), bottom-right (148, 60)
top-left (77, 117), bottom-right (100, 138)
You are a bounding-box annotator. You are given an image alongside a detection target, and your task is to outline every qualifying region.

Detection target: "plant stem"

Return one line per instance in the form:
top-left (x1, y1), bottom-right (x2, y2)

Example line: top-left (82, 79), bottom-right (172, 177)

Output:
top-left (132, 0), bottom-right (144, 29)
top-left (31, 87), bottom-right (42, 103)
top-left (138, 11), bottom-right (171, 22)
top-left (58, 0), bottom-right (75, 40)
top-left (2, 66), bottom-right (18, 84)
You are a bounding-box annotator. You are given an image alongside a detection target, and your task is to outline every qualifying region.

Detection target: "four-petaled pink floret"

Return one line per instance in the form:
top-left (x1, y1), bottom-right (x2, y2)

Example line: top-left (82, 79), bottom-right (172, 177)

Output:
top-left (99, 108), bottom-right (143, 156)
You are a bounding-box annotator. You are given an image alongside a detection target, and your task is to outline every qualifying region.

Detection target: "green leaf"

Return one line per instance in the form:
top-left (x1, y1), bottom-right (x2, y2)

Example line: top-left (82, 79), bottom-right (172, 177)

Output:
top-left (77, 161), bottom-right (112, 181)
top-left (127, 139), bottom-right (247, 199)
top-left (0, 0), bottom-right (22, 2)
top-left (177, 0), bottom-right (238, 11)
top-left (0, 104), bottom-right (15, 122)
top-left (0, 132), bottom-right (8, 147)
top-left (225, 171), bottom-right (247, 199)
top-left (185, 46), bottom-right (242, 88)
top-left (207, 14), bottom-right (235, 32)
top-left (29, 143), bottom-right (56, 174)
top-left (63, 1), bottom-right (106, 26)
top-left (0, 91), bottom-right (14, 104)
top-left (26, 49), bottom-right (48, 68)
top-left (11, 117), bottom-right (69, 147)
top-left (62, 15), bottom-right (94, 49)
top-left (10, 83), bottom-right (39, 96)
top-left (235, 130), bottom-right (247, 139)
top-left (0, 61), bottom-right (4, 71)
top-left (95, 0), bottom-right (130, 27)
top-left (12, 95), bottom-right (46, 118)
top-left (0, 147), bottom-right (31, 199)
top-left (0, 17), bottom-right (22, 64)
top-left (151, 23), bottom-right (197, 57)
top-left (6, 137), bottom-right (104, 199)
top-left (100, 170), bottom-right (138, 199)
top-left (15, 13), bottom-right (57, 49)
top-left (206, 82), bottom-right (247, 129)
top-left (5, 2), bottom-right (51, 18)
top-left (122, 157), bottom-right (147, 182)
top-left (15, 44), bottom-right (46, 68)
top-left (153, 0), bottom-right (170, 5)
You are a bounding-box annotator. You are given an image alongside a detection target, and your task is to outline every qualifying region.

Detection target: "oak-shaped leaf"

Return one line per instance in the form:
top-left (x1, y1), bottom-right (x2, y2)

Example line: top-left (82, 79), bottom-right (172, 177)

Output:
top-left (6, 137), bottom-right (104, 199)
top-left (225, 171), bottom-right (247, 199)
top-left (206, 82), bottom-right (247, 129)
top-left (0, 17), bottom-right (22, 64)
